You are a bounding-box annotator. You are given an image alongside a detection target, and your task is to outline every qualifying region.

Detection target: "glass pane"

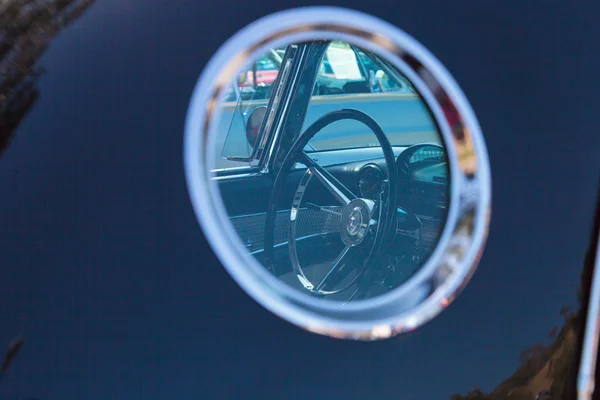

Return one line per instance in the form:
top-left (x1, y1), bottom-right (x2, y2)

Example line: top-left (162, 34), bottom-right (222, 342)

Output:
top-left (305, 43), bottom-right (441, 152)
top-left (215, 47), bottom-right (286, 170)
top-left (210, 40), bottom-right (450, 302)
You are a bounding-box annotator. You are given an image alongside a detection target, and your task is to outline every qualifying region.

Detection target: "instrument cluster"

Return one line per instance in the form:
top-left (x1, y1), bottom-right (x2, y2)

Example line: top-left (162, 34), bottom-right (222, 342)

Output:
top-left (358, 164), bottom-right (385, 200)
top-left (357, 144), bottom-right (448, 201)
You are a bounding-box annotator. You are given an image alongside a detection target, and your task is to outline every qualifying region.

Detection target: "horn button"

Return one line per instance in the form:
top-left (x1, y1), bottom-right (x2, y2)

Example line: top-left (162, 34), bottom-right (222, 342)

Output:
top-left (340, 198), bottom-right (374, 246)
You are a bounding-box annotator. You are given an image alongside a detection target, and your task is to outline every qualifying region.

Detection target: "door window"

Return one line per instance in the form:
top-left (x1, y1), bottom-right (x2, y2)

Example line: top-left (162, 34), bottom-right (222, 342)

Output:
top-left (216, 47), bottom-right (286, 170)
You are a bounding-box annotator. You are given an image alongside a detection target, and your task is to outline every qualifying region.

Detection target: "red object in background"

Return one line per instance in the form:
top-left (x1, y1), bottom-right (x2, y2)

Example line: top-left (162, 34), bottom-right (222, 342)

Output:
top-left (239, 69), bottom-right (279, 88)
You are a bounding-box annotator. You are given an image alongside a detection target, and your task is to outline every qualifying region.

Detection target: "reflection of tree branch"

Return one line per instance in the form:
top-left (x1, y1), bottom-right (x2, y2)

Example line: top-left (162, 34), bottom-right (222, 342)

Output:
top-left (0, 77), bottom-right (40, 154)
top-left (0, 0), bottom-right (96, 157)
top-left (449, 305), bottom-right (583, 399)
top-left (450, 190), bottom-right (600, 400)
top-left (0, 337), bottom-right (23, 384)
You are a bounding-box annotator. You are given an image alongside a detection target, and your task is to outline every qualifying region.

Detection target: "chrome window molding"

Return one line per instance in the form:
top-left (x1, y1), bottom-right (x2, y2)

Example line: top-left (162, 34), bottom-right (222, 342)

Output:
top-left (213, 172), bottom-right (262, 182)
top-left (578, 234), bottom-right (600, 400)
top-left (184, 6), bottom-right (492, 340)
top-left (255, 52), bottom-right (295, 167)
top-left (260, 45), bottom-right (308, 173)
top-left (211, 165), bottom-right (256, 174)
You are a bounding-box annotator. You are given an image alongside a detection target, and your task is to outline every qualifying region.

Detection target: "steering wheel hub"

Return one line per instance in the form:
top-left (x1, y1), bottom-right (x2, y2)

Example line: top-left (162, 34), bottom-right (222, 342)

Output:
top-left (340, 198), bottom-right (374, 246)
top-left (347, 208), bottom-right (362, 235)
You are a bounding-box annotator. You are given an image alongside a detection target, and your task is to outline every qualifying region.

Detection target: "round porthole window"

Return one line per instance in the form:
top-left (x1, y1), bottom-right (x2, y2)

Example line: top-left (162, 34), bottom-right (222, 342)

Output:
top-left (184, 6), bottom-right (491, 340)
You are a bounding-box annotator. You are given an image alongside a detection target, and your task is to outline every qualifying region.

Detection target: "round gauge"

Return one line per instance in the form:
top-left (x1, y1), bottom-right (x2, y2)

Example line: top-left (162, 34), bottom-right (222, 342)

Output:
top-left (358, 164), bottom-right (384, 199)
top-left (396, 144), bottom-right (446, 175)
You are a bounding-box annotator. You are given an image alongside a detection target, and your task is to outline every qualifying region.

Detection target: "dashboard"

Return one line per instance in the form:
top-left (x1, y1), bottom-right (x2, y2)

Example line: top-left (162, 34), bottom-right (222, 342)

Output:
top-left (319, 143), bottom-right (449, 289)
top-left (220, 144), bottom-right (449, 259)
top-left (309, 144), bottom-right (449, 220)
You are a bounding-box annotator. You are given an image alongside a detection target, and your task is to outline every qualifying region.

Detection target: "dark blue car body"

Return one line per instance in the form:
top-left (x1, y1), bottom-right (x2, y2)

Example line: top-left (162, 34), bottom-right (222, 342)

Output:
top-left (1, 1), bottom-right (599, 399)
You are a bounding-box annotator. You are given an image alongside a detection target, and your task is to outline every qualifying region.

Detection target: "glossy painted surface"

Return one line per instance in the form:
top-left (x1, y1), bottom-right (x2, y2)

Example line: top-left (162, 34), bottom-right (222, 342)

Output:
top-left (1, 1), bottom-right (599, 399)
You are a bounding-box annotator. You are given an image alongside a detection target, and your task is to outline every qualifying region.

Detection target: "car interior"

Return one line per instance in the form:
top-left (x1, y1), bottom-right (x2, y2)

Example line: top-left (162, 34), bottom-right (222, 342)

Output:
top-left (213, 40), bottom-right (450, 302)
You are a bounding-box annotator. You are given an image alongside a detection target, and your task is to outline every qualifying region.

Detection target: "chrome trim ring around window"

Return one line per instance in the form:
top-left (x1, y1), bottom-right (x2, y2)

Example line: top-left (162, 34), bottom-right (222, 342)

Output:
top-left (184, 6), bottom-right (492, 340)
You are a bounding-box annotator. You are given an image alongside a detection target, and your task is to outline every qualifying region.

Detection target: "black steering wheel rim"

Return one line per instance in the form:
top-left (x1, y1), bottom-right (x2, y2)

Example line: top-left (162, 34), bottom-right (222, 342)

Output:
top-left (264, 109), bottom-right (399, 295)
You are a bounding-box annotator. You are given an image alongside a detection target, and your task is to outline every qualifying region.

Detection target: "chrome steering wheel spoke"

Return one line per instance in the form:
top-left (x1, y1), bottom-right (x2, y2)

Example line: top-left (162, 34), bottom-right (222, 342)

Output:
top-left (299, 152), bottom-right (357, 206)
top-left (314, 245), bottom-right (356, 293)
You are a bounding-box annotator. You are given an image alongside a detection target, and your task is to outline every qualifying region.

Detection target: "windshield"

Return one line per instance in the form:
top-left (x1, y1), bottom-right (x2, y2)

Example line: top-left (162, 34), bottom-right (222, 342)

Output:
top-left (302, 41), bottom-right (441, 152)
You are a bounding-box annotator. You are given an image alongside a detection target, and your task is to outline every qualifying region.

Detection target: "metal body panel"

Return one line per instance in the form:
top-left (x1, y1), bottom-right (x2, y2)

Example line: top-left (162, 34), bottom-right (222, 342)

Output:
top-left (1, 1), bottom-right (599, 399)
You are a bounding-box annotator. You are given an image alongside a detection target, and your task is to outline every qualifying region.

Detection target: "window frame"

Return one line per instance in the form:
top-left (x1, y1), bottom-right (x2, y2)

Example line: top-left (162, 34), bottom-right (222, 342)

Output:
top-left (214, 44), bottom-right (304, 176)
top-left (213, 41), bottom-right (414, 176)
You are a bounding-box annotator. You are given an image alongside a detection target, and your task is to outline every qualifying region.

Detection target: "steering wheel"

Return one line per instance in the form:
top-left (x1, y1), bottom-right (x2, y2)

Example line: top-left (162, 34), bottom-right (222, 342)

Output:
top-left (264, 109), bottom-right (399, 296)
